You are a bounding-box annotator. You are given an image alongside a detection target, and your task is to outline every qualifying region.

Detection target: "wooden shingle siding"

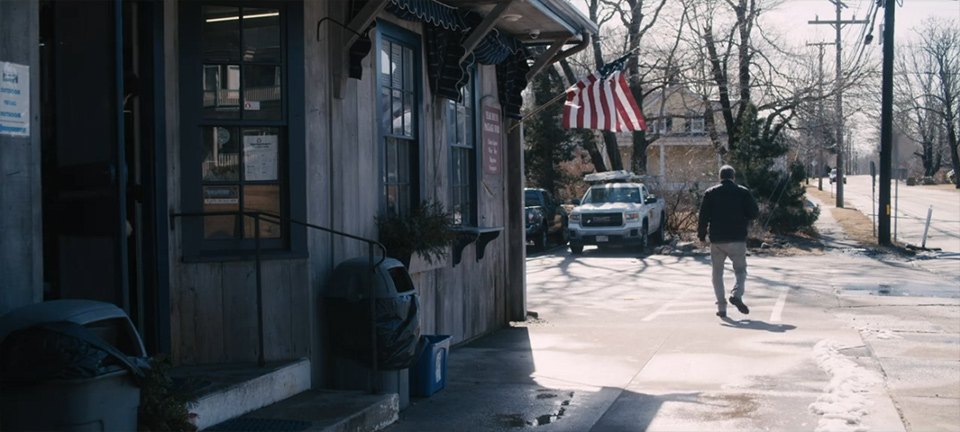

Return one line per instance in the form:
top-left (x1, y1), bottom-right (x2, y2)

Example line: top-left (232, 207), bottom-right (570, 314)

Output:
top-left (169, 7), bottom-right (511, 374)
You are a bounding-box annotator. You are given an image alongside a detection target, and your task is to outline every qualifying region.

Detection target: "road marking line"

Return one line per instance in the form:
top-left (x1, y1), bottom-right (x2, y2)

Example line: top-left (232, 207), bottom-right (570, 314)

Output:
top-left (642, 289), bottom-right (690, 321)
top-left (770, 291), bottom-right (788, 322)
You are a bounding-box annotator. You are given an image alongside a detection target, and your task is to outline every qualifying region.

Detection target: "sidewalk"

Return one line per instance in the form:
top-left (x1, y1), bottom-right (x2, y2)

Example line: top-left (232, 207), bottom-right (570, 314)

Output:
top-left (385, 199), bottom-right (959, 431)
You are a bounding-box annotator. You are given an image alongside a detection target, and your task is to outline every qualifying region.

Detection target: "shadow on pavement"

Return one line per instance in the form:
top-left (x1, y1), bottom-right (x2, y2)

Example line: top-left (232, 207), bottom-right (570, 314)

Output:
top-left (720, 317), bottom-right (797, 333)
top-left (390, 325), bottom-right (685, 431)
top-left (589, 390), bottom-right (700, 432)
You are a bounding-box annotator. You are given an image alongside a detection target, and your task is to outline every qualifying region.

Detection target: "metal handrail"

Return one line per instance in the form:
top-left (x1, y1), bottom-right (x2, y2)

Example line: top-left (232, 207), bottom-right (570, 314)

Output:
top-left (169, 210), bottom-right (386, 391)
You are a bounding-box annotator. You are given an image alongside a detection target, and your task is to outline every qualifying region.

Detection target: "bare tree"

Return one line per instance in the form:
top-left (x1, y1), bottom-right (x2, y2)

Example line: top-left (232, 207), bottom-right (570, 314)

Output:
top-left (560, 0), bottom-right (668, 172)
top-left (607, 0), bottom-right (669, 173)
top-left (918, 19), bottom-right (960, 187)
top-left (683, 0), bottom-right (864, 154)
top-left (895, 43), bottom-right (946, 177)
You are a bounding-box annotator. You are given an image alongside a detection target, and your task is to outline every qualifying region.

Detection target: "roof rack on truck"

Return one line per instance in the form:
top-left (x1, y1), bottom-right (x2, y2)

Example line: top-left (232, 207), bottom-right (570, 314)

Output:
top-left (583, 170), bottom-right (644, 184)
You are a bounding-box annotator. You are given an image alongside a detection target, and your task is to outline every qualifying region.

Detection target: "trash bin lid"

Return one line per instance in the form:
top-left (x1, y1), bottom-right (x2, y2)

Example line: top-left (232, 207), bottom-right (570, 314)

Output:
top-left (326, 257), bottom-right (415, 300)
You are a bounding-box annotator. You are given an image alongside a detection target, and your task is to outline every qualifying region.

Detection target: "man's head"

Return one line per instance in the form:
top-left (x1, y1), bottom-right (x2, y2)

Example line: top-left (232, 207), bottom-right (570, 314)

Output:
top-left (719, 165), bottom-right (736, 181)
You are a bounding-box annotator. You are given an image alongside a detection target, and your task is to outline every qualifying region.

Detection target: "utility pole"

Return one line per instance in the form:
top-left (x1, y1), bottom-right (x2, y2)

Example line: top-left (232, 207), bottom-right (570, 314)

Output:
top-left (807, 42), bottom-right (832, 191)
top-left (878, 0), bottom-right (895, 246)
top-left (809, 1), bottom-right (868, 208)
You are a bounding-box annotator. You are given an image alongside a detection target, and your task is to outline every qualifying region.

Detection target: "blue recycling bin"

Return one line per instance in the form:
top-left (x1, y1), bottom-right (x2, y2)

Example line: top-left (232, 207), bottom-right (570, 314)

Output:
top-left (410, 335), bottom-right (450, 397)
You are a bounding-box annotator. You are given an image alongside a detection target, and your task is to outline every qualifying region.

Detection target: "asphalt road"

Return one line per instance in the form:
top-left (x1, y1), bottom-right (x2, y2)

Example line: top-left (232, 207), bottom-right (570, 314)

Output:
top-left (388, 244), bottom-right (960, 432)
top-left (826, 175), bottom-right (960, 253)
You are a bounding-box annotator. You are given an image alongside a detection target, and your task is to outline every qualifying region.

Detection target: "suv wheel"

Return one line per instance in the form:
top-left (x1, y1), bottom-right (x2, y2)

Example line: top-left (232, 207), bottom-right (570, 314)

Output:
top-left (569, 243), bottom-right (584, 254)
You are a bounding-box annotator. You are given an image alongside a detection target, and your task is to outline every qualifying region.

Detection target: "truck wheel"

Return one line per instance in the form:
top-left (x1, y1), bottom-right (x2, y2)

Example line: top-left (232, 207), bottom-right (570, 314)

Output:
top-left (653, 214), bottom-right (665, 245)
top-left (638, 221), bottom-right (649, 251)
top-left (569, 243), bottom-right (584, 254)
top-left (534, 229), bottom-right (548, 250)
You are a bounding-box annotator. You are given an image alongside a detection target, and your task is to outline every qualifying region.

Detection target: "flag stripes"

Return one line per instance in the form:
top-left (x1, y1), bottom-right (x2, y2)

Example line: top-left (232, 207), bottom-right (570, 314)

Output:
top-left (562, 61), bottom-right (646, 132)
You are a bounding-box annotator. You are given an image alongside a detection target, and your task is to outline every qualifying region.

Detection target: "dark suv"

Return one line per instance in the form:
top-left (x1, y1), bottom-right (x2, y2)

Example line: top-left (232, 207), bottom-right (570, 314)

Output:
top-left (524, 188), bottom-right (568, 250)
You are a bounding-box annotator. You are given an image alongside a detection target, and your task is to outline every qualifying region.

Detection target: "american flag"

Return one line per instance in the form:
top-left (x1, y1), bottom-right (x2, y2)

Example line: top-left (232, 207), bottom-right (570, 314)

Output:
top-left (562, 54), bottom-right (646, 132)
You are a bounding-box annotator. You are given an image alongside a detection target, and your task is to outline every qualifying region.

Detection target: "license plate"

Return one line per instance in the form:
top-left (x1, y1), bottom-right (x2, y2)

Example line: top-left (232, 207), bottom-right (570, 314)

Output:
top-left (596, 235), bottom-right (608, 242)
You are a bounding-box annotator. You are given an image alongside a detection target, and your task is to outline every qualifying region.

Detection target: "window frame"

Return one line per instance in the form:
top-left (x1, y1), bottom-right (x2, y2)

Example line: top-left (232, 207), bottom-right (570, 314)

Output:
top-left (376, 20), bottom-right (423, 217)
top-left (178, 0), bottom-right (306, 261)
top-left (447, 69), bottom-right (478, 227)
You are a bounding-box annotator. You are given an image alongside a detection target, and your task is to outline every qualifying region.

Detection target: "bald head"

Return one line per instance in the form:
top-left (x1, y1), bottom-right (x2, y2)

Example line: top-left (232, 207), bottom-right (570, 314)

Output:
top-left (719, 165), bottom-right (736, 181)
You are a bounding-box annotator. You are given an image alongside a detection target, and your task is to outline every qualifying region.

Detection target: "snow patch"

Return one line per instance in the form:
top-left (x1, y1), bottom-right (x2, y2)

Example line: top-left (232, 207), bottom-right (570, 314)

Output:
top-left (863, 328), bottom-right (900, 340)
top-left (809, 339), bottom-right (882, 432)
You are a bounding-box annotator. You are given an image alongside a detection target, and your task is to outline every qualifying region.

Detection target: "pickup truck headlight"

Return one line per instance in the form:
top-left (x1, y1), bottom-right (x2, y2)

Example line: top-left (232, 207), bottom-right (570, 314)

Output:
top-left (569, 213), bottom-right (581, 223)
top-left (625, 212), bottom-right (640, 221)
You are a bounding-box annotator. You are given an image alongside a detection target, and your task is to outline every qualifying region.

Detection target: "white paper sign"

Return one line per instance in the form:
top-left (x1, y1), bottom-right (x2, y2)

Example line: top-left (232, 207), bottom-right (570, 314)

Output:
top-left (243, 135), bottom-right (278, 181)
top-left (0, 62), bottom-right (29, 137)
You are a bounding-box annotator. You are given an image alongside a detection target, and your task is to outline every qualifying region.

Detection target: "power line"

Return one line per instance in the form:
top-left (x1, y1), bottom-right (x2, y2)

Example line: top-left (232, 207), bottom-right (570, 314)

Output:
top-left (808, 0), bottom-right (869, 208)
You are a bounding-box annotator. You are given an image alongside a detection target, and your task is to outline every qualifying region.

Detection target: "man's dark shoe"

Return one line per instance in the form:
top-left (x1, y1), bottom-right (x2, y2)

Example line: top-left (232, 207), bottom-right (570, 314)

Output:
top-left (729, 296), bottom-right (749, 314)
top-left (716, 311), bottom-right (726, 318)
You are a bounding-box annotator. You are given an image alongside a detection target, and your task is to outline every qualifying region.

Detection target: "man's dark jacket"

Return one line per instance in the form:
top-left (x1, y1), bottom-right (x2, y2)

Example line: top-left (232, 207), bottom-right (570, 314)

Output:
top-left (698, 180), bottom-right (760, 243)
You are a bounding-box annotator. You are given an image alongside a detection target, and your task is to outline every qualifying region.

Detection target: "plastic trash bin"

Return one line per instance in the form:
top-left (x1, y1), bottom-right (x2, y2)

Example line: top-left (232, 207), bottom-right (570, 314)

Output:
top-left (325, 257), bottom-right (421, 409)
top-left (410, 335), bottom-right (450, 397)
top-left (0, 300), bottom-right (148, 432)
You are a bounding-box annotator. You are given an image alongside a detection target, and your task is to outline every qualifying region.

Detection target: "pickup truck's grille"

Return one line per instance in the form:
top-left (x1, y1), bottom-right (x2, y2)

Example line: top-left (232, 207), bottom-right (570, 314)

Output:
top-left (582, 213), bottom-right (622, 227)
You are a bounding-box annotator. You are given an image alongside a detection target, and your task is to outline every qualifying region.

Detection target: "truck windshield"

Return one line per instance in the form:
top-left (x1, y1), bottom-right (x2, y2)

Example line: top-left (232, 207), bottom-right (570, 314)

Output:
top-left (524, 190), bottom-right (543, 206)
top-left (582, 187), bottom-right (641, 204)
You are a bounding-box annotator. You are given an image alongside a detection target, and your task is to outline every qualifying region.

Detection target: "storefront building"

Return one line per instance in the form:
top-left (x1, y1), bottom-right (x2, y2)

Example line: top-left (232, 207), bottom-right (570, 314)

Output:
top-left (0, 0), bottom-right (596, 394)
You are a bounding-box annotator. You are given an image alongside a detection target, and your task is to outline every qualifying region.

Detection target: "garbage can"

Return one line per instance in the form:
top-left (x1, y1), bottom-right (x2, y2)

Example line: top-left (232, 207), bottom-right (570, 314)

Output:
top-left (0, 300), bottom-right (148, 431)
top-left (325, 257), bottom-right (421, 409)
top-left (410, 335), bottom-right (450, 397)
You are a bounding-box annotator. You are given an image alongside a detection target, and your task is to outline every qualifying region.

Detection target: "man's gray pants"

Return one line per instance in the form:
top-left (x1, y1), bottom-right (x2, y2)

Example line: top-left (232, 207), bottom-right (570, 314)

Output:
top-left (710, 241), bottom-right (747, 312)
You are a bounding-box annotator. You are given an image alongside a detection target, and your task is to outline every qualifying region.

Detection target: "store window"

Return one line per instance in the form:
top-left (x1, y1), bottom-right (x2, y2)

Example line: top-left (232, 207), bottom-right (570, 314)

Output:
top-left (448, 74), bottom-right (476, 226)
top-left (180, 2), bottom-right (305, 257)
top-left (378, 23), bottom-right (421, 217)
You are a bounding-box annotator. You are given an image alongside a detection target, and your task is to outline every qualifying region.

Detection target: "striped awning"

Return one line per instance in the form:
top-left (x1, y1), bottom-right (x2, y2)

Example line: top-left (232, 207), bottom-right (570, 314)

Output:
top-left (387, 0), bottom-right (466, 31)
top-left (384, 0), bottom-right (527, 117)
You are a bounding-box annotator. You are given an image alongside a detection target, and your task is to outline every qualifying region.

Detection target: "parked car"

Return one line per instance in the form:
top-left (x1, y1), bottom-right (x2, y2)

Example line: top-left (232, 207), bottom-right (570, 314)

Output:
top-left (567, 171), bottom-right (666, 254)
top-left (828, 168), bottom-right (846, 184)
top-left (524, 188), bottom-right (568, 250)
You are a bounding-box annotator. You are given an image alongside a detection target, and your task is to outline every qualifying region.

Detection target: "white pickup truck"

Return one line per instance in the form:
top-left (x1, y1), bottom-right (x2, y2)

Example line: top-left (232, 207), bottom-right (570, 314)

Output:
top-left (567, 171), bottom-right (666, 254)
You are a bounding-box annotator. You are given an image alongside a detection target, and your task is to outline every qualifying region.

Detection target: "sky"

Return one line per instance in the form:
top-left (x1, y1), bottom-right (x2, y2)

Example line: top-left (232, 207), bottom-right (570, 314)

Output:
top-left (568, 0), bottom-right (959, 156)
top-left (763, 0), bottom-right (960, 48)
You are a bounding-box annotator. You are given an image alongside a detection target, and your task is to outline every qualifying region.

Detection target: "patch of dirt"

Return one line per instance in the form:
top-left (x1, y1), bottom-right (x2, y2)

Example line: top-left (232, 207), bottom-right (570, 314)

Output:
top-left (805, 186), bottom-right (878, 247)
top-left (804, 185), bottom-right (916, 259)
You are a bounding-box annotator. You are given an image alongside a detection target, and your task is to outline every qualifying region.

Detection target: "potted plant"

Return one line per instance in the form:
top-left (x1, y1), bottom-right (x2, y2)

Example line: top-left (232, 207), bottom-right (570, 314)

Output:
top-left (376, 199), bottom-right (457, 268)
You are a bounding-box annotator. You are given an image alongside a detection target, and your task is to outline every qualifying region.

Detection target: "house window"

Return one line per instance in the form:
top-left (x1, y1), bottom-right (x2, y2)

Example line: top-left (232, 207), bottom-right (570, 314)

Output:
top-left (448, 74), bottom-right (476, 226)
top-left (180, 2), bottom-right (305, 257)
top-left (378, 23), bottom-right (421, 217)
top-left (685, 116), bottom-right (705, 134)
top-left (651, 117), bottom-right (671, 135)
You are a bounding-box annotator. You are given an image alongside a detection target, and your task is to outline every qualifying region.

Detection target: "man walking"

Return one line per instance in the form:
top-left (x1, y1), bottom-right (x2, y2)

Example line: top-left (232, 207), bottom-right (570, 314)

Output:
top-left (698, 165), bottom-right (760, 318)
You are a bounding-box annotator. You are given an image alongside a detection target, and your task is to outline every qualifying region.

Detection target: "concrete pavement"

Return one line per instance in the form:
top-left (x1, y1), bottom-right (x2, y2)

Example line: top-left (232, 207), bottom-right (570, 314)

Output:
top-left (385, 205), bottom-right (959, 431)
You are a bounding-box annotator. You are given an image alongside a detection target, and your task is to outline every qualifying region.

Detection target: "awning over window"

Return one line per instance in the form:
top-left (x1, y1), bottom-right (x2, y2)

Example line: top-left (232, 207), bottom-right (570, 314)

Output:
top-left (386, 0), bottom-right (525, 115)
top-left (387, 0), bottom-right (466, 31)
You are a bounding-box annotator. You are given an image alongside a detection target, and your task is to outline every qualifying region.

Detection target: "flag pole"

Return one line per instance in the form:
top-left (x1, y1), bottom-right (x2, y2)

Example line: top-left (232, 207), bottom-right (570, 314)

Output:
top-left (507, 91), bottom-right (569, 133)
top-left (508, 50), bottom-right (643, 133)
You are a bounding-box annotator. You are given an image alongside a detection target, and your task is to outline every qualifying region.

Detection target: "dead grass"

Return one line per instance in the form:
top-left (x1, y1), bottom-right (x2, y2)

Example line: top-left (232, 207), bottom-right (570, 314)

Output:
top-left (915, 183), bottom-right (960, 192)
top-left (805, 185), bottom-right (878, 247)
